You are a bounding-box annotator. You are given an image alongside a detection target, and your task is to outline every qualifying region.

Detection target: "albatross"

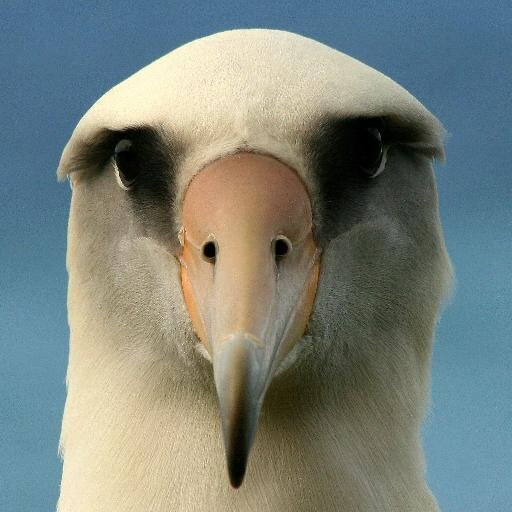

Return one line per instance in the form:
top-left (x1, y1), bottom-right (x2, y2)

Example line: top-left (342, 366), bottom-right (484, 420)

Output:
top-left (57, 29), bottom-right (451, 511)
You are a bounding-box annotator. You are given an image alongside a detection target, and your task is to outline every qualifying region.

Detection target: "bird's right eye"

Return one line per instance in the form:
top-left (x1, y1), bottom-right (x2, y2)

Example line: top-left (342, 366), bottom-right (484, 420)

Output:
top-left (355, 125), bottom-right (385, 179)
top-left (113, 139), bottom-right (139, 189)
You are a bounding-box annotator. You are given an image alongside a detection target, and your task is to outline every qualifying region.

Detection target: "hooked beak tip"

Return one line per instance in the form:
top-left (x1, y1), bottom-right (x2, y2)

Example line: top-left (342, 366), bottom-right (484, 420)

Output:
top-left (223, 404), bottom-right (254, 489)
top-left (214, 335), bottom-right (264, 488)
top-left (223, 404), bottom-right (256, 488)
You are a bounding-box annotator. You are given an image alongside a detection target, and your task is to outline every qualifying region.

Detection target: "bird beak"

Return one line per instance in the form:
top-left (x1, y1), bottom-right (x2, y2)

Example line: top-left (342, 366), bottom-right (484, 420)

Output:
top-left (179, 152), bottom-right (321, 487)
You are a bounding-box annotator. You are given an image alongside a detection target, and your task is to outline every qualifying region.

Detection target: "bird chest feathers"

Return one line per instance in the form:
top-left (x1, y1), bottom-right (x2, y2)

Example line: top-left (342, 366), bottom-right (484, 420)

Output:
top-left (57, 29), bottom-right (451, 511)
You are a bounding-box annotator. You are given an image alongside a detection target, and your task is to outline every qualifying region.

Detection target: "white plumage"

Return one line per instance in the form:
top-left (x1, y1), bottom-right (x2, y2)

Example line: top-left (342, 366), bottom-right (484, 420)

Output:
top-left (57, 29), bottom-right (451, 511)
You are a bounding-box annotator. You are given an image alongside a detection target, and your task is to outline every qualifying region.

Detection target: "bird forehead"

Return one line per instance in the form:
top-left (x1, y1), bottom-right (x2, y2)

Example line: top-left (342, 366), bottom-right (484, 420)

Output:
top-left (79, 29), bottom-right (435, 139)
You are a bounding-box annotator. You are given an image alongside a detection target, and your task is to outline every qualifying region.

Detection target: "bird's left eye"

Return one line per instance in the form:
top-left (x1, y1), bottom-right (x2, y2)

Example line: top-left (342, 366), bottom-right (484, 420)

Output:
top-left (357, 127), bottom-right (386, 179)
top-left (113, 139), bottom-right (139, 189)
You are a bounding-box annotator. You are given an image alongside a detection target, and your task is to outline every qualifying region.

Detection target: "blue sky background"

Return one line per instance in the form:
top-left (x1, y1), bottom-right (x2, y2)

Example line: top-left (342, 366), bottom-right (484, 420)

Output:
top-left (1, 1), bottom-right (510, 510)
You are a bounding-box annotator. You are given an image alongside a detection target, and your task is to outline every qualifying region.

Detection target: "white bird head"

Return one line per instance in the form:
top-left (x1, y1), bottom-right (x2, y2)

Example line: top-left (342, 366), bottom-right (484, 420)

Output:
top-left (58, 29), bottom-right (451, 504)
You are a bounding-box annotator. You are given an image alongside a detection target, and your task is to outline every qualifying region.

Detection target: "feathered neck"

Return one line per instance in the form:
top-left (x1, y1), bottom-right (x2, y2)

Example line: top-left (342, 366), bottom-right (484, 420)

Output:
top-left (58, 322), bottom-right (440, 512)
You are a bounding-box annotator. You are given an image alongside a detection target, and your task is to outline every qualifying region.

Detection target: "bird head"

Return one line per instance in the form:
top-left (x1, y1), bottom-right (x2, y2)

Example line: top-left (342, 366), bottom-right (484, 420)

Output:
top-left (58, 29), bottom-right (451, 488)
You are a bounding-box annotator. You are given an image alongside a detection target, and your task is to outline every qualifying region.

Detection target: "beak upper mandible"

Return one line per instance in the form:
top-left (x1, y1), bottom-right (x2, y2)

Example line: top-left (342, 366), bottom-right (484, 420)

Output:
top-left (179, 152), bottom-right (321, 487)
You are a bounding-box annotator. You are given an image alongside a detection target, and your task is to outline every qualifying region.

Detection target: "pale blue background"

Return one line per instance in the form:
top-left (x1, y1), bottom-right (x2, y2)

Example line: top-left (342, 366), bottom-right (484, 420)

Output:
top-left (1, 1), bottom-right (510, 510)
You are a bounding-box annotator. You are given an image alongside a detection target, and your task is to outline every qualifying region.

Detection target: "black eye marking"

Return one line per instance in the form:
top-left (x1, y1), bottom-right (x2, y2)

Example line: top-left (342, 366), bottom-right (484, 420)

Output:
top-left (308, 116), bottom-right (388, 242)
top-left (114, 139), bottom-right (139, 189)
top-left (109, 126), bottom-right (181, 249)
top-left (65, 125), bottom-right (181, 248)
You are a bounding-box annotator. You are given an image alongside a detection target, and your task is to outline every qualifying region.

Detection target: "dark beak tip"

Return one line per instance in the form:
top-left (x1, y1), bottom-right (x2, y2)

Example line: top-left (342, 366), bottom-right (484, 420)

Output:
top-left (228, 461), bottom-right (247, 489)
top-left (226, 442), bottom-right (249, 488)
top-left (229, 474), bottom-right (245, 489)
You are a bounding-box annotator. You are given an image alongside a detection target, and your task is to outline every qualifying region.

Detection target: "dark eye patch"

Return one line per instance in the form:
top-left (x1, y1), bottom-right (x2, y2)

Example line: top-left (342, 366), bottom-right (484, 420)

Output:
top-left (307, 117), bottom-right (387, 242)
top-left (112, 128), bottom-right (179, 247)
top-left (62, 125), bottom-right (181, 249)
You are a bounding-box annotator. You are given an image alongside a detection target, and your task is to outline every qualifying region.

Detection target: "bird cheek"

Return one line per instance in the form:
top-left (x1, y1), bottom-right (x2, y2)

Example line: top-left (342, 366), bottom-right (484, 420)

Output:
top-left (278, 250), bottom-right (322, 361)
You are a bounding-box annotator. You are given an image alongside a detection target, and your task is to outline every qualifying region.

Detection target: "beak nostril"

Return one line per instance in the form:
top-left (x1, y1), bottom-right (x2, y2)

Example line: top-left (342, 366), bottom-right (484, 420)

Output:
top-left (202, 240), bottom-right (218, 263)
top-left (272, 236), bottom-right (292, 261)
